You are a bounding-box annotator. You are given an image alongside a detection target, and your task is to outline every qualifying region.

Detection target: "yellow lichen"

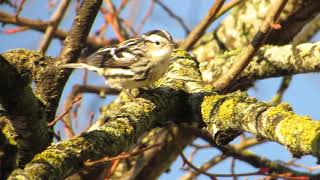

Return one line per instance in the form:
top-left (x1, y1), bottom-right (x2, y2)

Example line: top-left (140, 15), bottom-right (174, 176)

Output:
top-left (201, 94), bottom-right (223, 123)
top-left (172, 49), bottom-right (195, 60)
top-left (278, 115), bottom-right (320, 154)
top-left (266, 103), bottom-right (293, 118)
top-left (217, 98), bottom-right (239, 123)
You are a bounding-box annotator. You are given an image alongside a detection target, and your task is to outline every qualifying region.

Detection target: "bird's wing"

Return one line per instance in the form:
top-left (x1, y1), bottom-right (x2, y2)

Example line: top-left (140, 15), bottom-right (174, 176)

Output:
top-left (82, 39), bottom-right (145, 68)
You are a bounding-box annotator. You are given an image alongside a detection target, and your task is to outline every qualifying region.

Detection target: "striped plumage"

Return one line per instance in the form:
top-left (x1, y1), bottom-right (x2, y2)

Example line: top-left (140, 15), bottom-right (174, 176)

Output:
top-left (61, 29), bottom-right (174, 96)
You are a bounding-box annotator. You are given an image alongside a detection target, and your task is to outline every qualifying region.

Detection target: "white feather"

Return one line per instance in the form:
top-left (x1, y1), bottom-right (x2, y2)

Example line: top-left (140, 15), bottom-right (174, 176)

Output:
top-left (60, 63), bottom-right (103, 74)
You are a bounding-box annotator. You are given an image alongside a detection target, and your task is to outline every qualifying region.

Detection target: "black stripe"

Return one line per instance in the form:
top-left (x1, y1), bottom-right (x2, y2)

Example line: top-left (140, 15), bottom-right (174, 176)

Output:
top-left (143, 30), bottom-right (172, 41)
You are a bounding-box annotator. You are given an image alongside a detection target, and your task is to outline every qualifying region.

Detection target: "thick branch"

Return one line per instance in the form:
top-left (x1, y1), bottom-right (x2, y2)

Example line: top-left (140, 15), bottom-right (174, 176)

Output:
top-left (110, 125), bottom-right (195, 180)
top-left (7, 50), bottom-right (199, 179)
top-left (9, 49), bottom-right (320, 179)
top-left (193, 0), bottom-right (320, 64)
top-left (200, 42), bottom-right (320, 82)
top-left (34, 0), bottom-right (102, 121)
top-left (198, 91), bottom-right (320, 156)
top-left (0, 50), bottom-right (52, 167)
top-left (216, 0), bottom-right (320, 50)
top-left (212, 0), bottom-right (289, 90)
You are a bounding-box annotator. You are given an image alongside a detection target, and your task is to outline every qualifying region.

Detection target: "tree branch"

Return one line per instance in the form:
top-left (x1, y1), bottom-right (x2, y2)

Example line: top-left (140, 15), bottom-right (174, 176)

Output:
top-left (199, 42), bottom-right (320, 83)
top-left (8, 49), bottom-right (320, 179)
top-left (38, 0), bottom-right (71, 52)
top-left (212, 0), bottom-right (289, 90)
top-left (8, 50), bottom-right (196, 179)
top-left (180, 0), bottom-right (225, 50)
top-left (0, 50), bottom-right (52, 167)
top-left (0, 11), bottom-right (109, 49)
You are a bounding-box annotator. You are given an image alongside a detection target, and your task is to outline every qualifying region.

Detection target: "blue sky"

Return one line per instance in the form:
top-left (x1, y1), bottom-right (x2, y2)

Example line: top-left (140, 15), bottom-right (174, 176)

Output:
top-left (1, 0), bottom-right (320, 179)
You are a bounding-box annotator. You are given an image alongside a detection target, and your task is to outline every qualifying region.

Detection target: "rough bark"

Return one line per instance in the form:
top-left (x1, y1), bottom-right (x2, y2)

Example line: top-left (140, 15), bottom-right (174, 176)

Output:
top-left (200, 42), bottom-right (320, 82)
top-left (8, 49), bottom-right (320, 179)
top-left (0, 50), bottom-right (52, 167)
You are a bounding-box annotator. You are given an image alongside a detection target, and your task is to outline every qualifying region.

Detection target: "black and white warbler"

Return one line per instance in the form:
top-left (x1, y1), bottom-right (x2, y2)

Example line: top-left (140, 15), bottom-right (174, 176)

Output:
top-left (61, 29), bottom-right (174, 98)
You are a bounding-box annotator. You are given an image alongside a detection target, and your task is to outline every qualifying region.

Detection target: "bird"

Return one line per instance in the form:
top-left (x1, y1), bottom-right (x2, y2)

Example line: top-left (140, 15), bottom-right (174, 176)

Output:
top-left (60, 29), bottom-right (175, 98)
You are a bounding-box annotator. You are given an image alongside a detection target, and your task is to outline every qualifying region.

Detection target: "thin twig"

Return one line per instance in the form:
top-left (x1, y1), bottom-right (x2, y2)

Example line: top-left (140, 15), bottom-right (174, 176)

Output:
top-left (216, 0), bottom-right (244, 18)
top-left (168, 127), bottom-right (261, 178)
top-left (231, 158), bottom-right (237, 180)
top-left (136, 0), bottom-right (155, 33)
top-left (39, 0), bottom-right (71, 52)
top-left (65, 84), bottom-right (118, 112)
top-left (85, 112), bottom-right (95, 131)
top-left (105, 159), bottom-right (121, 179)
top-left (180, 151), bottom-right (261, 178)
top-left (48, 97), bottom-right (82, 127)
top-left (15, 0), bottom-right (26, 19)
top-left (84, 143), bottom-right (162, 166)
top-left (119, 17), bottom-right (138, 36)
top-left (154, 0), bottom-right (190, 35)
top-left (105, 0), bottom-right (128, 41)
top-left (271, 76), bottom-right (292, 105)
top-left (1, 26), bottom-right (29, 34)
top-left (117, 0), bottom-right (129, 12)
top-left (212, 0), bottom-right (289, 91)
top-left (0, 11), bottom-right (111, 49)
top-left (180, 0), bottom-right (226, 50)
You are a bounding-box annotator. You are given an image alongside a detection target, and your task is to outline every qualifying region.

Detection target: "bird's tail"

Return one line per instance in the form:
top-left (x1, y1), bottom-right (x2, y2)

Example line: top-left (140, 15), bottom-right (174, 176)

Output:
top-left (60, 63), bottom-right (102, 73)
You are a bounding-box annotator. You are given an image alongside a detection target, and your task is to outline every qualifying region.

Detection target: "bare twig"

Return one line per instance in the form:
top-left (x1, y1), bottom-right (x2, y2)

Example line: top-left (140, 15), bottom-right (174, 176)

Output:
top-left (105, 159), bottom-right (121, 179)
top-left (105, 0), bottom-right (128, 41)
top-left (64, 84), bottom-right (118, 113)
top-left (85, 112), bottom-right (95, 131)
top-left (168, 127), bottom-right (261, 178)
top-left (15, 0), bottom-right (26, 19)
top-left (286, 160), bottom-right (320, 173)
top-left (1, 26), bottom-right (29, 34)
top-left (119, 17), bottom-right (138, 36)
top-left (39, 0), bottom-right (71, 52)
top-left (154, 0), bottom-right (190, 35)
top-left (230, 158), bottom-right (237, 180)
top-left (216, 0), bottom-right (244, 18)
top-left (48, 97), bottom-right (82, 127)
top-left (180, 150), bottom-right (261, 178)
top-left (136, 0), bottom-right (155, 33)
top-left (117, 0), bottom-right (129, 12)
top-left (180, 0), bottom-right (226, 50)
top-left (212, 0), bottom-right (289, 91)
top-left (0, 11), bottom-right (111, 49)
top-left (271, 76), bottom-right (292, 105)
top-left (84, 143), bottom-right (162, 166)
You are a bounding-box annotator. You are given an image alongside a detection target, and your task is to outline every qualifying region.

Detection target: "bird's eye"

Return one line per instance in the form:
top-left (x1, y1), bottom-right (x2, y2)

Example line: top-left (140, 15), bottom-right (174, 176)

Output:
top-left (155, 41), bottom-right (160, 45)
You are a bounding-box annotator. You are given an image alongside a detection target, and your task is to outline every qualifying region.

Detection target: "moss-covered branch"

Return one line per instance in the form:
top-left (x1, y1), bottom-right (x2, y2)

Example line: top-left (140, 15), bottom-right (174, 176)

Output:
top-left (9, 49), bottom-right (320, 179)
top-left (0, 50), bottom-right (52, 167)
top-left (135, 1), bottom-right (320, 177)
top-left (110, 125), bottom-right (195, 180)
top-left (198, 91), bottom-right (320, 157)
top-left (198, 42), bottom-right (320, 82)
top-left (7, 50), bottom-right (198, 179)
top-left (215, 0), bottom-right (320, 50)
top-left (0, 0), bottom-right (103, 172)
